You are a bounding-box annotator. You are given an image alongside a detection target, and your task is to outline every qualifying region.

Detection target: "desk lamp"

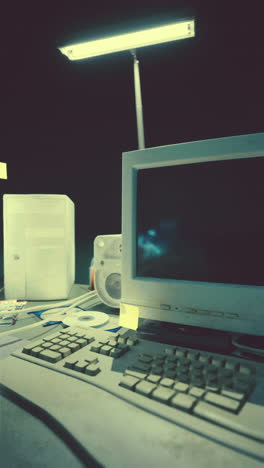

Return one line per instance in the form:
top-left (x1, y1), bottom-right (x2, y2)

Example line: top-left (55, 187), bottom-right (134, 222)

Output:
top-left (58, 19), bottom-right (195, 149)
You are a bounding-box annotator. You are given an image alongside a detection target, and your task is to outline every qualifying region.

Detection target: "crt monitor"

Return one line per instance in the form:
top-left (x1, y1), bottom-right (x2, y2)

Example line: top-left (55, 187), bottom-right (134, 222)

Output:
top-left (121, 132), bottom-right (264, 336)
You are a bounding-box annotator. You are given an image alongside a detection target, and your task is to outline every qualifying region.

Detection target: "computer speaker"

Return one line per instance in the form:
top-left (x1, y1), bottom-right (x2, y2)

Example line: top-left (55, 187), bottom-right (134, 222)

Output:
top-left (93, 234), bottom-right (122, 308)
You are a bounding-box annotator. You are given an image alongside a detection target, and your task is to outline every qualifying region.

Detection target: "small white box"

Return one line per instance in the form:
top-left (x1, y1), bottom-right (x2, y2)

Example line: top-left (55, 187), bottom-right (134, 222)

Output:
top-left (3, 194), bottom-right (75, 300)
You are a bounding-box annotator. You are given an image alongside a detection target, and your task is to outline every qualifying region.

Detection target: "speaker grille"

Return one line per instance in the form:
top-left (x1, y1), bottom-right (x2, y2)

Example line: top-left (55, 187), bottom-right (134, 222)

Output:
top-left (105, 273), bottom-right (121, 300)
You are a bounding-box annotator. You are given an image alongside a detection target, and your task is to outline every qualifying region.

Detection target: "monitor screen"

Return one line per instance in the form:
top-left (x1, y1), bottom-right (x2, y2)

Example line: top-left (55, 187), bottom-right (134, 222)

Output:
top-left (121, 133), bottom-right (264, 336)
top-left (137, 157), bottom-right (264, 286)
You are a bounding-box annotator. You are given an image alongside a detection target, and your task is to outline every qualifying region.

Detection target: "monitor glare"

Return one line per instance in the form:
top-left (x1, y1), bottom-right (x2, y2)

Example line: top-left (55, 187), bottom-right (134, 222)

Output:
top-left (121, 133), bottom-right (264, 336)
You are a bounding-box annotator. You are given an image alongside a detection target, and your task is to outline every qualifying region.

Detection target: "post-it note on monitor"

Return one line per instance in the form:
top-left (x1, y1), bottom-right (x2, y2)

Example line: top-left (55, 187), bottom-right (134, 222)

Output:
top-left (119, 303), bottom-right (139, 330)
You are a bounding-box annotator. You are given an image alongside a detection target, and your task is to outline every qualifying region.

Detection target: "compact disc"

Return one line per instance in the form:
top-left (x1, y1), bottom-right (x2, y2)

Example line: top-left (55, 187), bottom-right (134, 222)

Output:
top-left (41, 307), bottom-right (81, 321)
top-left (62, 311), bottom-right (110, 328)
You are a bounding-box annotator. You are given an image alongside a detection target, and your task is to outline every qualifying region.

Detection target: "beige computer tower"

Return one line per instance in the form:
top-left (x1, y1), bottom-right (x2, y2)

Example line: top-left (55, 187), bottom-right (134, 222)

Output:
top-left (3, 194), bottom-right (75, 300)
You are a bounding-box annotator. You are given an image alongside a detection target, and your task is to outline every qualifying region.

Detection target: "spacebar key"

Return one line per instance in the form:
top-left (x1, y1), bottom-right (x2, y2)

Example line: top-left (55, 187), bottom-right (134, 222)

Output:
top-left (193, 401), bottom-right (264, 443)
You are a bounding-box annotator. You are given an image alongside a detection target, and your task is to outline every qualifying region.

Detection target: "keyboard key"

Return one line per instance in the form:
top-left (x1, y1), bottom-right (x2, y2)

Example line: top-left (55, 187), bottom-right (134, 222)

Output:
top-left (176, 350), bottom-right (186, 358)
top-left (179, 357), bottom-right (191, 366)
top-left (151, 366), bottom-right (164, 376)
top-left (177, 373), bottom-right (190, 383)
top-left (59, 347), bottom-right (71, 358)
top-left (238, 364), bottom-right (254, 375)
top-left (220, 368), bottom-right (233, 378)
top-left (73, 331), bottom-right (87, 338)
top-left (90, 343), bottom-right (103, 353)
top-left (199, 354), bottom-right (211, 364)
top-left (61, 330), bottom-right (73, 336)
top-left (51, 338), bottom-right (61, 344)
top-left (192, 361), bottom-right (204, 370)
top-left (160, 378), bottom-right (174, 388)
top-left (233, 381), bottom-right (252, 394)
top-left (192, 369), bottom-right (203, 378)
top-left (22, 341), bottom-right (44, 355)
top-left (178, 365), bottom-right (189, 374)
top-left (38, 349), bottom-right (62, 363)
top-left (64, 358), bottom-right (78, 369)
top-left (116, 343), bottom-right (129, 353)
top-left (127, 337), bottom-right (138, 346)
top-left (206, 383), bottom-right (219, 392)
top-left (138, 354), bottom-right (153, 364)
top-left (206, 364), bottom-right (218, 374)
top-left (235, 372), bottom-right (255, 384)
top-left (81, 334), bottom-right (95, 344)
top-left (31, 346), bottom-right (44, 357)
top-left (204, 392), bottom-right (240, 412)
top-left (135, 380), bottom-right (157, 397)
top-left (50, 345), bottom-right (61, 352)
top-left (119, 375), bottom-right (140, 390)
top-left (211, 357), bottom-right (225, 367)
top-left (74, 360), bottom-right (89, 372)
top-left (191, 377), bottom-right (205, 388)
top-left (99, 339), bottom-right (109, 345)
top-left (131, 361), bottom-right (151, 372)
top-left (152, 386), bottom-right (176, 404)
top-left (171, 393), bottom-right (196, 411)
top-left (125, 369), bottom-right (147, 380)
top-left (153, 359), bottom-right (164, 367)
top-left (173, 382), bottom-right (189, 393)
top-left (155, 353), bottom-right (166, 361)
top-left (109, 348), bottom-right (125, 358)
top-left (67, 336), bottom-right (78, 343)
top-left (41, 342), bottom-right (53, 349)
top-left (225, 360), bottom-right (238, 371)
top-left (205, 375), bottom-right (218, 384)
top-left (187, 351), bottom-right (199, 360)
top-left (147, 374), bottom-right (162, 384)
top-left (67, 343), bottom-right (80, 353)
top-left (166, 355), bottom-right (178, 363)
top-left (76, 338), bottom-right (88, 348)
top-left (221, 388), bottom-right (245, 401)
top-left (164, 362), bottom-right (176, 371)
top-left (85, 363), bottom-right (101, 376)
top-left (108, 339), bottom-right (118, 347)
top-left (118, 336), bottom-right (127, 344)
top-left (60, 339), bottom-right (71, 346)
top-left (164, 347), bottom-right (176, 355)
top-left (189, 386), bottom-right (205, 398)
top-left (100, 345), bottom-right (112, 356)
top-left (108, 334), bottom-right (119, 342)
top-left (163, 369), bottom-right (177, 379)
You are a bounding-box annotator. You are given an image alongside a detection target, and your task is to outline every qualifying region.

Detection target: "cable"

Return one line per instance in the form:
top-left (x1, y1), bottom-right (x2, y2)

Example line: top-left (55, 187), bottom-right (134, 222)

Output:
top-left (0, 291), bottom-right (101, 337)
top-left (24, 291), bottom-right (96, 314)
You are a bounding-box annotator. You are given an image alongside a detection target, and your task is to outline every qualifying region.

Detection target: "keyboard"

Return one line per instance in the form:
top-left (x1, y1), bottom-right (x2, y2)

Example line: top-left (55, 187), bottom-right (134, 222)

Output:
top-left (9, 326), bottom-right (264, 461)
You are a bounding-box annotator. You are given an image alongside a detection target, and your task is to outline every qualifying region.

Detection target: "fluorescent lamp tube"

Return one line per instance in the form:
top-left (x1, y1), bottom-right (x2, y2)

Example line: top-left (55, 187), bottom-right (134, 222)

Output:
top-left (59, 20), bottom-right (195, 60)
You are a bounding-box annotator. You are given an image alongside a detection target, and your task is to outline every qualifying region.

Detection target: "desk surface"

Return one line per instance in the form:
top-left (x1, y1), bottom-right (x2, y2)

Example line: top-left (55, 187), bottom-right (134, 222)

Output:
top-left (0, 285), bottom-right (264, 468)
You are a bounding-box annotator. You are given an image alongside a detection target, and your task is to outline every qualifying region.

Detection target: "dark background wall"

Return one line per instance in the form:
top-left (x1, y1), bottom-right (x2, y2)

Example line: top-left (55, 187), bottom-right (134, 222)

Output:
top-left (1, 1), bottom-right (263, 285)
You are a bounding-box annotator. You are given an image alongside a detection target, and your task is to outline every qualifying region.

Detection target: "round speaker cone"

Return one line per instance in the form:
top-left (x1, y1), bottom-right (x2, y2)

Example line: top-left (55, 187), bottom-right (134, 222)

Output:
top-left (105, 273), bottom-right (121, 300)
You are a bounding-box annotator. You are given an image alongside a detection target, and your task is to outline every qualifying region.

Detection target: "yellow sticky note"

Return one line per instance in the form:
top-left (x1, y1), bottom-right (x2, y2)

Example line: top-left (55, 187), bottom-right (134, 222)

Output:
top-left (119, 303), bottom-right (139, 330)
top-left (0, 162), bottom-right (7, 180)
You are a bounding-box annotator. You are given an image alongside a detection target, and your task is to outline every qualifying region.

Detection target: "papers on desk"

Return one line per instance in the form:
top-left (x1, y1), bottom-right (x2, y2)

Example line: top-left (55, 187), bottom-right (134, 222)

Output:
top-left (0, 300), bottom-right (27, 325)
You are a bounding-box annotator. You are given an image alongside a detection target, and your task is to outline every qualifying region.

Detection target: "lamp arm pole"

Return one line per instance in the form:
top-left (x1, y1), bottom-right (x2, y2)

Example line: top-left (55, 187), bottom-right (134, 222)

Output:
top-left (131, 50), bottom-right (145, 149)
